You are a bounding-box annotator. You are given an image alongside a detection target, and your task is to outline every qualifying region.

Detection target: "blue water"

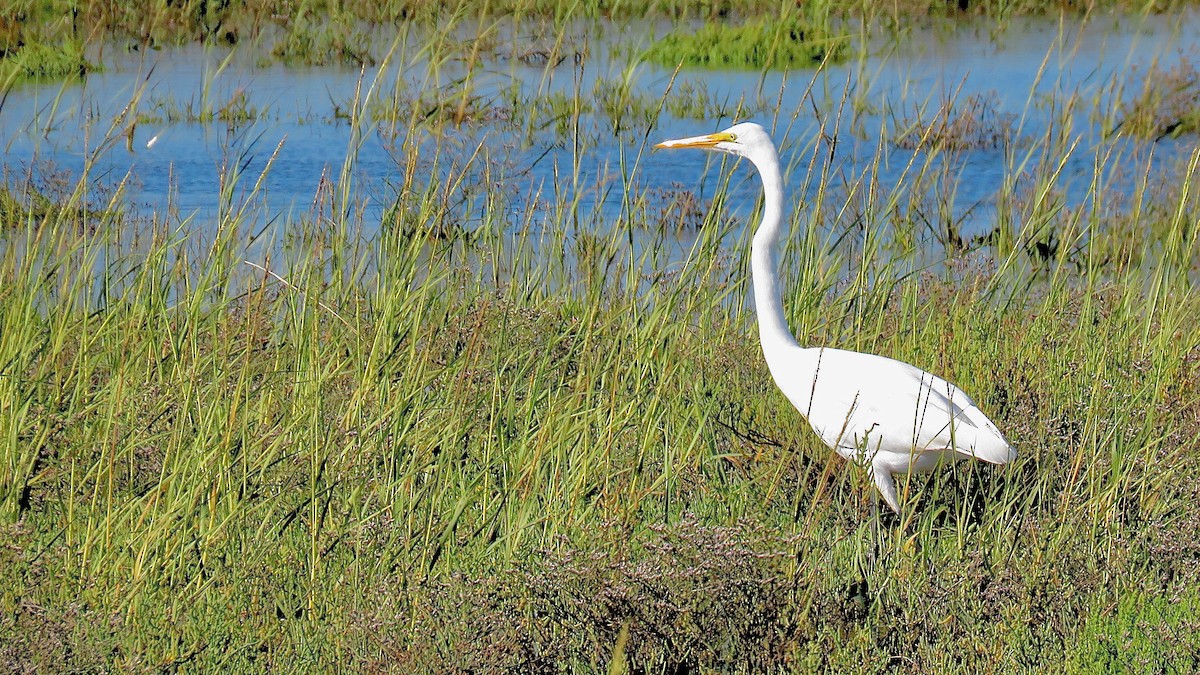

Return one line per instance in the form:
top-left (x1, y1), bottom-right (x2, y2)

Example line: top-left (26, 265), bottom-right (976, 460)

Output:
top-left (2, 13), bottom-right (1198, 246)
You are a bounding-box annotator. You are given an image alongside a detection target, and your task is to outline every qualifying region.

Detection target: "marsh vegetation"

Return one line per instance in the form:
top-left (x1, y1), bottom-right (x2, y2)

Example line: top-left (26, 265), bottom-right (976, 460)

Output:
top-left (2, 2), bottom-right (1200, 672)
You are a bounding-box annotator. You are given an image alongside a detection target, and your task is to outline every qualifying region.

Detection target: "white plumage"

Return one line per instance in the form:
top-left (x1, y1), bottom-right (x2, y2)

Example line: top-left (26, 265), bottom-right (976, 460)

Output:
top-left (656, 122), bottom-right (1016, 512)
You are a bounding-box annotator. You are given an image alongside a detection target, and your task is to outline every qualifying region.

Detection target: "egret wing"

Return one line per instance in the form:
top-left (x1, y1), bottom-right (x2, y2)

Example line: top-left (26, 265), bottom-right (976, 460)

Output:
top-left (783, 348), bottom-right (1011, 461)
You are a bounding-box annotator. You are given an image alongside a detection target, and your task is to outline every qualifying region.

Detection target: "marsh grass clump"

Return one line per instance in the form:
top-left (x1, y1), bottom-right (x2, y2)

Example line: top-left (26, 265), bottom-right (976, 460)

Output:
top-left (271, 12), bottom-right (375, 67)
top-left (363, 76), bottom-right (517, 129)
top-left (593, 75), bottom-right (753, 135)
top-left (144, 88), bottom-right (267, 125)
top-left (1115, 53), bottom-right (1200, 139)
top-left (594, 77), bottom-right (664, 134)
top-left (644, 12), bottom-right (846, 70)
top-left (665, 78), bottom-right (746, 120)
top-left (0, 41), bottom-right (90, 83)
top-left (382, 195), bottom-right (473, 241)
top-left (0, 525), bottom-right (111, 673)
top-left (0, 185), bottom-right (26, 226)
top-left (650, 184), bottom-right (709, 232)
top-left (366, 516), bottom-right (803, 672)
top-left (891, 91), bottom-right (1017, 151)
top-left (501, 86), bottom-right (588, 139)
top-left (514, 517), bottom-right (801, 672)
top-left (0, 177), bottom-right (120, 232)
top-left (1069, 589), bottom-right (1200, 672)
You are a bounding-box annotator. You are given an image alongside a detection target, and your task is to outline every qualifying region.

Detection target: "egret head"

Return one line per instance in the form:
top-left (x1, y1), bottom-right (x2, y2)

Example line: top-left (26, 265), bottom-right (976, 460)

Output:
top-left (654, 122), bottom-right (776, 163)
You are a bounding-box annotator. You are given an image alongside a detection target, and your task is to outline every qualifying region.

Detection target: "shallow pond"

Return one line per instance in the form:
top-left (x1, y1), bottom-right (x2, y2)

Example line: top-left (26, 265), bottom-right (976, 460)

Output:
top-left (2, 13), bottom-right (1199, 257)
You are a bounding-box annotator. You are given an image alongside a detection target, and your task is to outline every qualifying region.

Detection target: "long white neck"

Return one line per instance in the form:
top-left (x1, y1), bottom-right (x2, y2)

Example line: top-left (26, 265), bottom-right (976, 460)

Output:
top-left (747, 148), bottom-right (801, 356)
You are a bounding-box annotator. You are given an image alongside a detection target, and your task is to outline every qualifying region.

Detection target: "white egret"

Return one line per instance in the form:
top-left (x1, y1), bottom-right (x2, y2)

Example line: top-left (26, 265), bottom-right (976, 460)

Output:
top-left (655, 122), bottom-right (1016, 513)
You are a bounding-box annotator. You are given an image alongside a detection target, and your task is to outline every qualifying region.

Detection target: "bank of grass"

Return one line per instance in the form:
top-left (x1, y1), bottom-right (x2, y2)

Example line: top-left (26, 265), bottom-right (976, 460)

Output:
top-left (2, 0), bottom-right (1198, 66)
top-left (4, 0), bottom-right (1198, 36)
top-left (269, 10), bottom-right (375, 66)
top-left (644, 11), bottom-right (847, 70)
top-left (3, 50), bottom-right (1200, 675)
top-left (0, 41), bottom-right (90, 83)
top-left (1114, 53), bottom-right (1200, 139)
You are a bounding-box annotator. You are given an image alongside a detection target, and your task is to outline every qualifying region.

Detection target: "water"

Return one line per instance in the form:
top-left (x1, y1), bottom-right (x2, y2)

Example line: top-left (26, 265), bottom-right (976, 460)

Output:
top-left (2, 13), bottom-right (1199, 248)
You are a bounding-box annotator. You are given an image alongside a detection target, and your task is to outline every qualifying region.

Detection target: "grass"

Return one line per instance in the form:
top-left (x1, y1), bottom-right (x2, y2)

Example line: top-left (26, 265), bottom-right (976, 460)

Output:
top-left (3, 0), bottom-right (1200, 78)
top-left (1069, 589), bottom-right (1200, 672)
top-left (270, 10), bottom-right (375, 67)
top-left (643, 11), bottom-right (848, 70)
top-left (0, 175), bottom-right (121, 231)
top-left (0, 41), bottom-right (90, 83)
top-left (1114, 52), bottom-right (1200, 140)
top-left (4, 0), bottom-right (1199, 44)
top-left (890, 91), bottom-right (1018, 151)
top-left (3, 9), bottom-right (1200, 674)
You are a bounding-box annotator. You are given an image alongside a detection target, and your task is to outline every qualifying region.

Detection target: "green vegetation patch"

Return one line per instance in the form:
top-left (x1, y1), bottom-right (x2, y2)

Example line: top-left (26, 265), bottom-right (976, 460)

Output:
top-left (1116, 55), bottom-right (1200, 140)
top-left (0, 183), bottom-right (115, 230)
top-left (1068, 590), bottom-right (1200, 672)
top-left (0, 41), bottom-right (90, 83)
top-left (270, 12), bottom-right (375, 67)
top-left (644, 13), bottom-right (846, 70)
top-left (892, 91), bottom-right (1018, 151)
top-left (4, 0), bottom-right (1200, 56)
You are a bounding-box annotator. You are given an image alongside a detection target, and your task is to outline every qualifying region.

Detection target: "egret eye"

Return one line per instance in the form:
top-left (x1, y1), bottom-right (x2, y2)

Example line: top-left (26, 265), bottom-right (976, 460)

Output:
top-left (728, 133), bottom-right (738, 141)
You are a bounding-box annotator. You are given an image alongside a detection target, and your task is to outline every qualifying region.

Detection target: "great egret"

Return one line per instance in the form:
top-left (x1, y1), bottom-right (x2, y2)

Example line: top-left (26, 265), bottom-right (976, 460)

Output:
top-left (655, 122), bottom-right (1016, 513)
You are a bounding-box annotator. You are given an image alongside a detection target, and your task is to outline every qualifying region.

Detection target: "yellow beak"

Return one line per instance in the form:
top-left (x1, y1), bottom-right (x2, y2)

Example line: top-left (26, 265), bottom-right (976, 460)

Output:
top-left (654, 131), bottom-right (735, 150)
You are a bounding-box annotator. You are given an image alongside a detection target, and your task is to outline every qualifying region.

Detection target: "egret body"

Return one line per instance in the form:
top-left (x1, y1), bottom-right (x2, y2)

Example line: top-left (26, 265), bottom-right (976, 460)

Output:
top-left (655, 122), bottom-right (1016, 512)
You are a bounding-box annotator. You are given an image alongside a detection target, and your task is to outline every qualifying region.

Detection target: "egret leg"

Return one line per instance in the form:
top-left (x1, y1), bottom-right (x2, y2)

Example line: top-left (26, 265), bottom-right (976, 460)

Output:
top-left (868, 467), bottom-right (897, 569)
top-left (847, 487), bottom-right (879, 621)
top-left (869, 489), bottom-right (880, 568)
